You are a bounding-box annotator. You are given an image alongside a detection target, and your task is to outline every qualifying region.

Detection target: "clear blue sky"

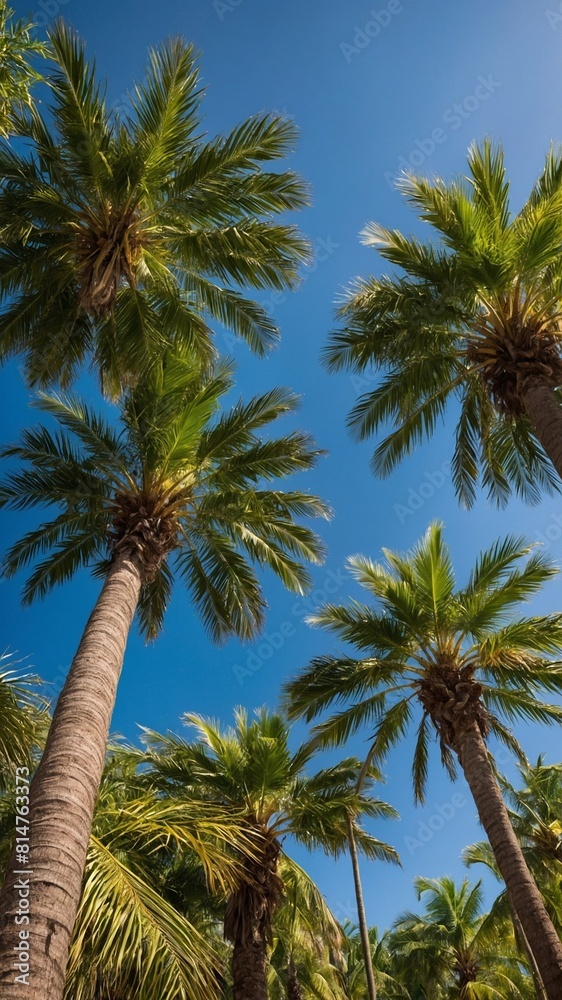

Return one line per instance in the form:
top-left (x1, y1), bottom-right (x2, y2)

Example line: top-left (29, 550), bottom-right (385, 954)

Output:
top-left (4, 0), bottom-right (562, 931)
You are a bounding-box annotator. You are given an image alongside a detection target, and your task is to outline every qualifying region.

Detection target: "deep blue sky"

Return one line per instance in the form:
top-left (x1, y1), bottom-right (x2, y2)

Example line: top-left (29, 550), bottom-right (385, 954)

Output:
top-left (4, 0), bottom-right (562, 931)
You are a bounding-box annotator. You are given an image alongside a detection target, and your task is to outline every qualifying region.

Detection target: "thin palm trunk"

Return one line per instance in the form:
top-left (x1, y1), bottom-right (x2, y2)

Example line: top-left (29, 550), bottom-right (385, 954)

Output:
top-left (345, 813), bottom-right (377, 1000)
top-left (287, 956), bottom-right (303, 1000)
top-left (520, 377), bottom-right (562, 481)
top-left (507, 896), bottom-right (548, 1000)
top-left (456, 721), bottom-right (562, 1000)
top-left (0, 551), bottom-right (143, 1000)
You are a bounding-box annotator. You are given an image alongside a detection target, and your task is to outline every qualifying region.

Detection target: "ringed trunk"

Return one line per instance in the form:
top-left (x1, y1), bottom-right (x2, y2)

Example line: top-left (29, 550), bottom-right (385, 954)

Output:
top-left (456, 721), bottom-right (562, 1000)
top-left (520, 376), bottom-right (562, 482)
top-left (346, 813), bottom-right (377, 1000)
top-left (0, 551), bottom-right (143, 1000)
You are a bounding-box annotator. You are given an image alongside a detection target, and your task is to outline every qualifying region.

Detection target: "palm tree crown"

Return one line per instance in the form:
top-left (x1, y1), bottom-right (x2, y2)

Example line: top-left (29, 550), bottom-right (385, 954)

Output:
top-left (285, 522), bottom-right (562, 799)
top-left (328, 141), bottom-right (562, 505)
top-left (0, 353), bottom-right (329, 641)
top-left (0, 22), bottom-right (310, 391)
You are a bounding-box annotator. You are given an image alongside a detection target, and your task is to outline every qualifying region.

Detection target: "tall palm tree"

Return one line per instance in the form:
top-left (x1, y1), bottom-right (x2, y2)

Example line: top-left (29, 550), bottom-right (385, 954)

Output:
top-left (465, 758), bottom-right (562, 999)
top-left (0, 745), bottom-right (258, 1000)
top-left (389, 876), bottom-right (534, 999)
top-left (0, 22), bottom-right (311, 393)
top-left (314, 765), bottom-right (399, 1000)
top-left (0, 2), bottom-right (47, 138)
top-left (327, 141), bottom-right (562, 505)
top-left (143, 708), bottom-right (377, 1000)
top-left (285, 523), bottom-right (562, 999)
top-left (0, 355), bottom-right (329, 1000)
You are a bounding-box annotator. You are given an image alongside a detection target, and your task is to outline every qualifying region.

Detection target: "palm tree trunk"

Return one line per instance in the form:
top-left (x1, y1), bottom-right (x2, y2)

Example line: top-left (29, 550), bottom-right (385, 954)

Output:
top-left (346, 813), bottom-right (377, 1000)
top-left (520, 377), bottom-right (562, 482)
top-left (232, 936), bottom-right (268, 1000)
top-left (0, 551), bottom-right (143, 1000)
top-left (287, 956), bottom-right (303, 1000)
top-left (456, 721), bottom-right (562, 1000)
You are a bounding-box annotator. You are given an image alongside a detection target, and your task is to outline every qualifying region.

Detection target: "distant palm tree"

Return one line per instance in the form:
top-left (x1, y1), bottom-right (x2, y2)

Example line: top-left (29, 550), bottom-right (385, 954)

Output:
top-left (286, 523), bottom-right (562, 999)
top-left (143, 709), bottom-right (378, 1000)
top-left (390, 876), bottom-right (534, 999)
top-left (338, 922), bottom-right (407, 1000)
top-left (0, 3), bottom-right (47, 137)
top-left (0, 356), bottom-right (328, 1000)
top-left (315, 765), bottom-right (399, 1000)
top-left (0, 22), bottom-right (311, 392)
top-left (328, 141), bottom-right (562, 504)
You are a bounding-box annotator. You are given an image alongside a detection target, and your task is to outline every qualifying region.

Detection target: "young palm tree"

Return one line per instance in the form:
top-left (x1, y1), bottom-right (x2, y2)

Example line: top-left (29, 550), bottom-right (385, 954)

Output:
top-left (0, 2), bottom-right (47, 138)
top-left (0, 356), bottom-right (329, 1000)
top-left (143, 709), bottom-right (379, 1000)
top-left (286, 523), bottom-right (562, 999)
top-left (390, 876), bottom-right (534, 999)
top-left (0, 21), bottom-right (311, 392)
top-left (327, 141), bottom-right (562, 505)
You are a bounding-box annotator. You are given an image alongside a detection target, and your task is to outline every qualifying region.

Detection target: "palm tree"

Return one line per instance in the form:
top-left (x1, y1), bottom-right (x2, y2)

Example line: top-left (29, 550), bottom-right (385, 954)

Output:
top-left (338, 923), bottom-right (407, 1000)
top-left (285, 523), bottom-right (562, 999)
top-left (327, 141), bottom-right (562, 505)
top-left (465, 758), bottom-right (562, 999)
top-left (64, 748), bottom-right (254, 1000)
top-left (314, 765), bottom-right (399, 1000)
top-left (389, 876), bottom-right (534, 999)
top-left (0, 2), bottom-right (47, 138)
top-left (268, 858), bottom-right (344, 1000)
top-left (0, 21), bottom-right (310, 393)
top-left (0, 745), bottom-right (259, 1000)
top-left (0, 355), bottom-right (329, 1000)
top-left (143, 708), bottom-right (379, 1000)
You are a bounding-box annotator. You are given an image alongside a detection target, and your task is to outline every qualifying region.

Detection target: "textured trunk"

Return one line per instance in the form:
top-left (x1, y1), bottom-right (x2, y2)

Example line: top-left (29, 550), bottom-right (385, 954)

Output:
top-left (346, 813), bottom-right (377, 1000)
top-left (287, 956), bottom-right (303, 1000)
top-left (0, 552), bottom-right (142, 1000)
top-left (520, 376), bottom-right (562, 482)
top-left (232, 936), bottom-right (268, 1000)
top-left (457, 722), bottom-right (562, 1000)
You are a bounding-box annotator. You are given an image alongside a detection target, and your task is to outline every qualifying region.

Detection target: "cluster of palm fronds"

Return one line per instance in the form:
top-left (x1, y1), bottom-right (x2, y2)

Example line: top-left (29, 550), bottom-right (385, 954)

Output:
top-left (2, 5), bottom-right (562, 1000)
